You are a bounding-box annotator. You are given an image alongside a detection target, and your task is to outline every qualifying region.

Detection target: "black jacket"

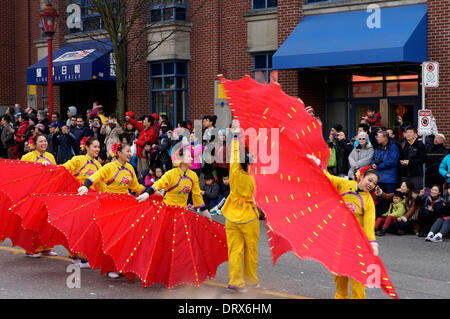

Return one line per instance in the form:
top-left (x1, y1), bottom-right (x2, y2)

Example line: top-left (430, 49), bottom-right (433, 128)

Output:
top-left (399, 138), bottom-right (426, 178)
top-left (328, 138), bottom-right (353, 176)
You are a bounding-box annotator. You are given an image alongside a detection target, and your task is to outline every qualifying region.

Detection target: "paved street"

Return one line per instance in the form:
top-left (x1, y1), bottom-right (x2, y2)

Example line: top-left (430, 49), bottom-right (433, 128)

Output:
top-left (0, 215), bottom-right (450, 299)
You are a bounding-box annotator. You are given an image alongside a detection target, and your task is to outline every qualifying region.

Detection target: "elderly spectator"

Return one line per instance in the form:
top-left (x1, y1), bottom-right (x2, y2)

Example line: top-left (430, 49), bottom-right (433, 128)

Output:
top-left (398, 126), bottom-right (426, 192)
top-left (348, 131), bottom-right (374, 180)
top-left (425, 133), bottom-right (447, 188)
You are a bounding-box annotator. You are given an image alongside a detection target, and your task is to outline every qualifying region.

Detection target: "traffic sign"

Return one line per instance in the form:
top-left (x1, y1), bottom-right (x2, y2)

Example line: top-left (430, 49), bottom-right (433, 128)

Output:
top-left (422, 62), bottom-right (439, 87)
top-left (418, 109), bottom-right (432, 136)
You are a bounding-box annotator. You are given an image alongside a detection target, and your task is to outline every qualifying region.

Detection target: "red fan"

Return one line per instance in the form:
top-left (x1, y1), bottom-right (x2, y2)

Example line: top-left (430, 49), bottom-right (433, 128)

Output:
top-left (27, 193), bottom-right (116, 274)
top-left (0, 160), bottom-right (81, 253)
top-left (94, 194), bottom-right (228, 288)
top-left (220, 76), bottom-right (398, 299)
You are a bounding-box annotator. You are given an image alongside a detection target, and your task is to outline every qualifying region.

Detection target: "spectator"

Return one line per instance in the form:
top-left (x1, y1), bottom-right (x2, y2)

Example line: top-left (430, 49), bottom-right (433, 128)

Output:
top-left (202, 115), bottom-right (217, 176)
top-left (376, 180), bottom-right (418, 235)
top-left (201, 173), bottom-right (220, 210)
top-left (371, 130), bottom-right (399, 215)
top-left (439, 151), bottom-right (450, 188)
top-left (353, 123), bottom-right (371, 147)
top-left (13, 113), bottom-right (29, 159)
top-left (89, 116), bottom-right (103, 141)
top-left (153, 125), bottom-right (172, 172)
top-left (211, 174), bottom-right (231, 209)
top-left (214, 129), bottom-right (230, 183)
top-left (159, 114), bottom-right (172, 131)
top-left (386, 128), bottom-right (401, 150)
top-left (362, 105), bottom-right (381, 129)
top-left (144, 166), bottom-right (156, 188)
top-left (189, 129), bottom-right (203, 177)
top-left (416, 185), bottom-right (445, 237)
top-left (51, 112), bottom-right (63, 128)
top-left (66, 106), bottom-right (77, 127)
top-left (122, 121), bottom-right (137, 145)
top-left (126, 114), bottom-right (159, 175)
top-left (425, 187), bottom-right (450, 242)
top-left (36, 110), bottom-right (50, 134)
top-left (142, 141), bottom-right (153, 167)
top-left (399, 126), bottom-right (426, 192)
top-left (425, 133), bottom-right (447, 188)
top-left (327, 126), bottom-right (353, 177)
top-left (47, 123), bottom-right (60, 156)
top-left (375, 191), bottom-right (406, 236)
top-left (1, 115), bottom-right (15, 159)
top-left (348, 131), bottom-right (374, 180)
top-left (155, 167), bottom-right (164, 181)
top-left (305, 106), bottom-right (323, 126)
top-left (55, 125), bottom-right (76, 164)
top-left (72, 116), bottom-right (92, 155)
top-left (100, 115), bottom-right (122, 158)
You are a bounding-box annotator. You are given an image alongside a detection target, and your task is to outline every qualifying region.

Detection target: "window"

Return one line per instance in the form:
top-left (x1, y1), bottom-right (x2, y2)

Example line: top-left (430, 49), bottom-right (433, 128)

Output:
top-left (305, 0), bottom-right (343, 4)
top-left (150, 0), bottom-right (187, 23)
top-left (67, 0), bottom-right (119, 34)
top-left (151, 61), bottom-right (188, 127)
top-left (252, 0), bottom-right (277, 9)
top-left (252, 53), bottom-right (273, 84)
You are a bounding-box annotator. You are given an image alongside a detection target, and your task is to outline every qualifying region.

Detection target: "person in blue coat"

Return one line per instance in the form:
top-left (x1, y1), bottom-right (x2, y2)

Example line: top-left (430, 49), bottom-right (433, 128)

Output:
top-left (371, 130), bottom-right (400, 215)
top-left (439, 153), bottom-right (450, 187)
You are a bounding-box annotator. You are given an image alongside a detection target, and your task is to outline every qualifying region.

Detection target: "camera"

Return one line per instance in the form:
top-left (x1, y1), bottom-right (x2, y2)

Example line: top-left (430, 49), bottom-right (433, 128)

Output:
top-left (374, 158), bottom-right (382, 165)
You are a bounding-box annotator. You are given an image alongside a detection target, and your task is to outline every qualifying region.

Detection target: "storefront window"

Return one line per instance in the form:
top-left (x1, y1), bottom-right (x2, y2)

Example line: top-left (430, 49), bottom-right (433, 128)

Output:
top-left (386, 81), bottom-right (419, 97)
top-left (150, 61), bottom-right (188, 127)
top-left (352, 82), bottom-right (383, 98)
top-left (253, 0), bottom-right (277, 9)
top-left (253, 52), bottom-right (274, 84)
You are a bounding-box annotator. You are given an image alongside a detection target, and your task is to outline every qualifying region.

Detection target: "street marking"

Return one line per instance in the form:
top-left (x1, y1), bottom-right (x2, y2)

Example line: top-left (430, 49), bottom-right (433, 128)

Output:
top-left (0, 245), bottom-right (311, 299)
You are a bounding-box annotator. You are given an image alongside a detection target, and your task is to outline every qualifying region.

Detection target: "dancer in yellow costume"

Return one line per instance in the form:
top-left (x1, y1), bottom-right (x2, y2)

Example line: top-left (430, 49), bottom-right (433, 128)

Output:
top-left (221, 122), bottom-right (260, 293)
top-left (21, 134), bottom-right (57, 258)
top-left (63, 137), bottom-right (105, 268)
top-left (78, 141), bottom-right (146, 278)
top-left (308, 155), bottom-right (380, 299)
top-left (137, 146), bottom-right (212, 220)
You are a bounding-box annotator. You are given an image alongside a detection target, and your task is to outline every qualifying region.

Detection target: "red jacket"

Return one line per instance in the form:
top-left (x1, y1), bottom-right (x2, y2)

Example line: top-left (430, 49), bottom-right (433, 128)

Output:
top-left (367, 112), bottom-right (381, 127)
top-left (15, 121), bottom-right (29, 143)
top-left (128, 118), bottom-right (158, 158)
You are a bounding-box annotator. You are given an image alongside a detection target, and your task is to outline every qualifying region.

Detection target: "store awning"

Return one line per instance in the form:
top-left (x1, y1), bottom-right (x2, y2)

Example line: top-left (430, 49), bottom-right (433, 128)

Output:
top-left (27, 39), bottom-right (116, 85)
top-left (273, 4), bottom-right (427, 69)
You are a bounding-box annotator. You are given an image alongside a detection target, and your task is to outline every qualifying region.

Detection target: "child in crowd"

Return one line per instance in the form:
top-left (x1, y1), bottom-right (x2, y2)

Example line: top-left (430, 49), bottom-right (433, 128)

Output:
top-left (425, 187), bottom-right (450, 242)
top-left (375, 191), bottom-right (406, 236)
top-left (143, 141), bottom-right (153, 167)
top-left (200, 173), bottom-right (220, 210)
top-left (416, 185), bottom-right (445, 237)
top-left (144, 167), bottom-right (156, 188)
top-left (155, 167), bottom-right (164, 181)
top-left (362, 106), bottom-right (381, 128)
top-left (210, 174), bottom-right (230, 209)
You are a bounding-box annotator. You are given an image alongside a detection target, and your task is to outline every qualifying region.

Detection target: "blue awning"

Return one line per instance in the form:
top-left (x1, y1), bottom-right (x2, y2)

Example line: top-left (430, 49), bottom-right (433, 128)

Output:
top-left (273, 4), bottom-right (427, 69)
top-left (27, 39), bottom-right (116, 85)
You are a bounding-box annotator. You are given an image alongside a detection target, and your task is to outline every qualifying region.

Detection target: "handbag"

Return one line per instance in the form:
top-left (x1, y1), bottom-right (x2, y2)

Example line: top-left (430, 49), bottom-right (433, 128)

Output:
top-left (327, 146), bottom-right (337, 168)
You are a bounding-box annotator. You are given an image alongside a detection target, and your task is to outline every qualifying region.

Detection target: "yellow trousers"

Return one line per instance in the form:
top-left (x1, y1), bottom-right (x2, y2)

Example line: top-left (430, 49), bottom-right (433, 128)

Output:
top-left (334, 275), bottom-right (366, 299)
top-left (226, 218), bottom-right (260, 288)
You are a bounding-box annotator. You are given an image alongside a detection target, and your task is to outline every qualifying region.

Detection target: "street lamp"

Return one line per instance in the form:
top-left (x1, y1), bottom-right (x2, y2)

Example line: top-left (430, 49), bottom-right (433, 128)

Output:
top-left (39, 1), bottom-right (59, 121)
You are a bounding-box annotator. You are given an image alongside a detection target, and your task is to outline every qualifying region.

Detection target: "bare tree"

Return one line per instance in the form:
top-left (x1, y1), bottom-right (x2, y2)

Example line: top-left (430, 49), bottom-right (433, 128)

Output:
top-left (78, 0), bottom-right (208, 123)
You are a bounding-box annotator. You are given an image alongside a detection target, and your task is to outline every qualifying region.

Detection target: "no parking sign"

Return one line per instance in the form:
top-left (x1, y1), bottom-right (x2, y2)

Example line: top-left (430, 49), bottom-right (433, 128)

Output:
top-left (418, 109), bottom-right (432, 135)
top-left (422, 62), bottom-right (439, 88)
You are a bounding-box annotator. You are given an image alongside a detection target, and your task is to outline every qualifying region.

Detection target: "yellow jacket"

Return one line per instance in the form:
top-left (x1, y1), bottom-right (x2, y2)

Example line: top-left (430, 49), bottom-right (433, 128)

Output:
top-left (324, 170), bottom-right (376, 241)
top-left (221, 138), bottom-right (259, 224)
top-left (87, 159), bottom-right (143, 194)
top-left (21, 150), bottom-right (56, 165)
top-left (150, 167), bottom-right (205, 209)
top-left (62, 154), bottom-right (106, 192)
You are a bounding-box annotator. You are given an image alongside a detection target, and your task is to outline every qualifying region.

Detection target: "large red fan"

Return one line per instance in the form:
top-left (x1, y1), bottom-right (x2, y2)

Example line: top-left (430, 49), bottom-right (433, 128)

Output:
top-left (29, 193), bottom-right (116, 274)
top-left (0, 160), bottom-right (81, 253)
top-left (220, 76), bottom-right (398, 299)
top-left (94, 194), bottom-right (228, 288)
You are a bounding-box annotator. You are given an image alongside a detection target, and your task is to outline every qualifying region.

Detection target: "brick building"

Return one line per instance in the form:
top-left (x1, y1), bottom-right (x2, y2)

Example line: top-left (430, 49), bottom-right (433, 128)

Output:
top-left (1, 0), bottom-right (449, 142)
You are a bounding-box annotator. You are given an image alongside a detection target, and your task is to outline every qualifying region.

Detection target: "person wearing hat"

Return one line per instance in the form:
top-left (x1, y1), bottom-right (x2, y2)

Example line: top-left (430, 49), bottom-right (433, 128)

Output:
top-left (305, 106), bottom-right (322, 126)
top-left (425, 133), bottom-right (447, 188)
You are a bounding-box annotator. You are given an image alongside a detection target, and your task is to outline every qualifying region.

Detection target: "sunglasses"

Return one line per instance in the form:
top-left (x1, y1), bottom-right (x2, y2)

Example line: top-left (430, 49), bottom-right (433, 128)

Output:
top-left (358, 138), bottom-right (366, 140)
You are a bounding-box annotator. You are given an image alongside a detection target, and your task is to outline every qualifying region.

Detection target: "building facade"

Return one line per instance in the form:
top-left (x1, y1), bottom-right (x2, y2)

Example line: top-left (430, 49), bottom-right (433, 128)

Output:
top-left (1, 0), bottom-right (449, 142)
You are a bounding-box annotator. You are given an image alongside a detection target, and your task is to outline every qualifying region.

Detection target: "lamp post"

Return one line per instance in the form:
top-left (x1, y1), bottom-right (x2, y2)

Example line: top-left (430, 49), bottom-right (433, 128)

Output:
top-left (39, 1), bottom-right (59, 121)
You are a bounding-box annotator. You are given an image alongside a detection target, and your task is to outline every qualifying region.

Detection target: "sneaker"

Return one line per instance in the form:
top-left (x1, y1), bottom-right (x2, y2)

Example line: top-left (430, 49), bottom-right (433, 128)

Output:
top-left (227, 285), bottom-right (247, 293)
top-left (107, 272), bottom-right (120, 279)
top-left (25, 253), bottom-right (41, 258)
top-left (425, 232), bottom-right (434, 242)
top-left (79, 261), bottom-right (91, 269)
top-left (41, 250), bottom-right (58, 256)
top-left (430, 235), bottom-right (443, 243)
